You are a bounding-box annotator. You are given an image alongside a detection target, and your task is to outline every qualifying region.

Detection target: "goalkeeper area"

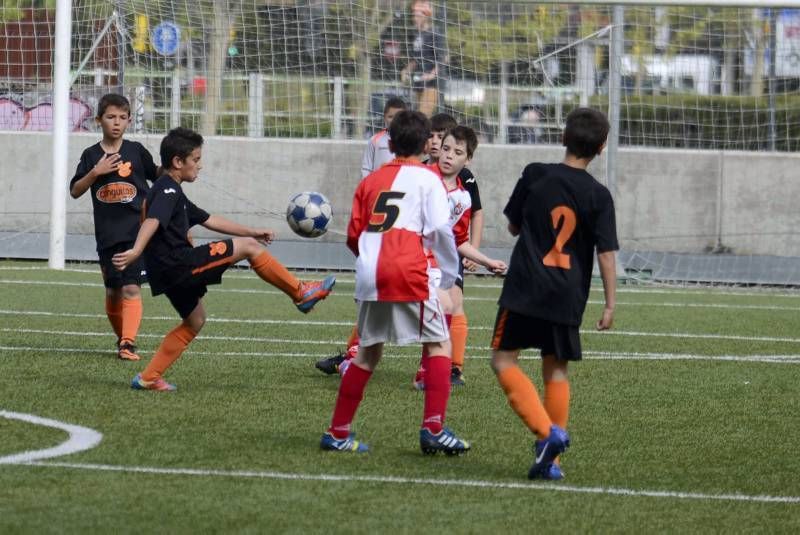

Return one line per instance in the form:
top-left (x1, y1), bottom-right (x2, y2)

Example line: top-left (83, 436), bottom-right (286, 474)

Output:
top-left (1, 260), bottom-right (799, 531)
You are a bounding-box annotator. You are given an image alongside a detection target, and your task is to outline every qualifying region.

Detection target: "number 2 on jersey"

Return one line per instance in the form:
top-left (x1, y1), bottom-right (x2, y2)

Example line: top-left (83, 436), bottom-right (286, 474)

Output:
top-left (367, 191), bottom-right (405, 232)
top-left (542, 205), bottom-right (576, 269)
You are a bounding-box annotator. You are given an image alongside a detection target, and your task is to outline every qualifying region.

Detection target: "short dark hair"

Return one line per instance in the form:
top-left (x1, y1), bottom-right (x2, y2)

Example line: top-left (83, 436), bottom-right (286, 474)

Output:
top-left (388, 110), bottom-right (431, 157)
top-left (430, 113), bottom-right (457, 133)
top-left (96, 93), bottom-right (130, 118)
top-left (445, 125), bottom-right (478, 158)
top-left (563, 107), bottom-right (609, 158)
top-left (160, 127), bottom-right (204, 170)
top-left (384, 96), bottom-right (407, 114)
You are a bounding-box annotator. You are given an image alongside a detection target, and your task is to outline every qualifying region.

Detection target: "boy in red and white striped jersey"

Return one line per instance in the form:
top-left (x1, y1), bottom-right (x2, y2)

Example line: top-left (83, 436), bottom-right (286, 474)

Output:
top-left (413, 126), bottom-right (506, 390)
top-left (320, 111), bottom-right (471, 455)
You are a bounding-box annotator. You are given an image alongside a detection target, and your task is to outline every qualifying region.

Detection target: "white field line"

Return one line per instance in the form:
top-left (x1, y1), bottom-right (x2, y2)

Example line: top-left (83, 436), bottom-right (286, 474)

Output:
top-left (5, 327), bottom-right (800, 360)
top-left (2, 278), bottom-right (800, 311)
top-left (1, 308), bottom-right (799, 344)
top-left (0, 344), bottom-right (798, 364)
top-left (1, 266), bottom-right (800, 298)
top-left (10, 460), bottom-right (799, 504)
top-left (1, 409), bottom-right (796, 504)
top-left (0, 411), bottom-right (102, 464)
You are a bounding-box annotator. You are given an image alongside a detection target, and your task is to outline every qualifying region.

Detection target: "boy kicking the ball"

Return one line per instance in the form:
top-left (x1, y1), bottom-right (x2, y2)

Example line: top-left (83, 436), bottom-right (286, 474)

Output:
top-left (320, 110), bottom-right (470, 454)
top-left (113, 127), bottom-right (335, 391)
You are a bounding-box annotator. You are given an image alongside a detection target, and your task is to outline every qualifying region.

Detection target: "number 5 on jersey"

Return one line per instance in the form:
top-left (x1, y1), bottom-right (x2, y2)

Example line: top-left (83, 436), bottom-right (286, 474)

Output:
top-left (367, 191), bottom-right (406, 232)
top-left (543, 205), bottom-right (576, 269)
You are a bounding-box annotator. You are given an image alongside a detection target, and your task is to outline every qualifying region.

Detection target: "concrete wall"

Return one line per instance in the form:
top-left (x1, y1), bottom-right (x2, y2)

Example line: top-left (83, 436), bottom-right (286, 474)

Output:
top-left (1, 131), bottom-right (799, 257)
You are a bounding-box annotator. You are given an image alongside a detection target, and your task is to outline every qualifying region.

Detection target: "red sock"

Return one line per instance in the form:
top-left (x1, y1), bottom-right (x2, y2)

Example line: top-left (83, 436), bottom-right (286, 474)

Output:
top-left (414, 346), bottom-right (430, 383)
top-left (328, 363), bottom-right (372, 439)
top-left (345, 325), bottom-right (360, 360)
top-left (422, 355), bottom-right (451, 434)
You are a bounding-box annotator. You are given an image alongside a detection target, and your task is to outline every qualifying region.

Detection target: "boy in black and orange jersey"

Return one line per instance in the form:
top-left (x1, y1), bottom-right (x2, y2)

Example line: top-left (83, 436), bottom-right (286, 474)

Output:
top-left (112, 127), bottom-right (335, 391)
top-left (491, 108), bottom-right (618, 480)
top-left (70, 94), bottom-right (159, 361)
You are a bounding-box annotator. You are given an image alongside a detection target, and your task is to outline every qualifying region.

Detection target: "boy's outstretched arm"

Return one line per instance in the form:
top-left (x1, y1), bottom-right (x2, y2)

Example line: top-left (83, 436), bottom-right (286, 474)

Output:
top-left (463, 209), bottom-right (484, 271)
top-left (202, 215), bottom-right (275, 244)
top-left (596, 250), bottom-right (617, 330)
top-left (457, 242), bottom-right (506, 274)
top-left (112, 218), bottom-right (160, 271)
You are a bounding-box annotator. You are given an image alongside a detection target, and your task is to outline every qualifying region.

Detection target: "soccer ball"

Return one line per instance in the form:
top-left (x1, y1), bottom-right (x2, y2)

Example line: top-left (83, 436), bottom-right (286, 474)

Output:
top-left (286, 191), bottom-right (332, 238)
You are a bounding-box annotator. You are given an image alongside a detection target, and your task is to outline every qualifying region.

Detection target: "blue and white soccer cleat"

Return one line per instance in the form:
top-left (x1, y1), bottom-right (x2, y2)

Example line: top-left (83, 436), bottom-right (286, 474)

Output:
top-left (296, 275), bottom-right (336, 313)
top-left (320, 432), bottom-right (369, 453)
top-left (528, 424), bottom-right (570, 480)
top-left (419, 427), bottom-right (471, 456)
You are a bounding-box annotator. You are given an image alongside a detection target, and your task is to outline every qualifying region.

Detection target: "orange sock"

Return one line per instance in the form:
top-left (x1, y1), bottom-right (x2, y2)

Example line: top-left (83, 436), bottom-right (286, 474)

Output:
top-left (141, 324), bottom-right (197, 382)
top-left (250, 251), bottom-right (302, 300)
top-left (105, 296), bottom-right (122, 339)
top-left (497, 365), bottom-right (552, 439)
top-left (346, 324), bottom-right (359, 348)
top-left (544, 380), bottom-right (570, 430)
top-left (450, 314), bottom-right (468, 370)
top-left (120, 297), bottom-right (143, 345)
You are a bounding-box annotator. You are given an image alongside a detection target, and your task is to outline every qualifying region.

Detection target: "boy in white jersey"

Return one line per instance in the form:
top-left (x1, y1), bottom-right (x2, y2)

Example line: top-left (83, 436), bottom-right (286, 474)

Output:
top-left (320, 110), bottom-right (471, 455)
top-left (360, 97), bottom-right (407, 178)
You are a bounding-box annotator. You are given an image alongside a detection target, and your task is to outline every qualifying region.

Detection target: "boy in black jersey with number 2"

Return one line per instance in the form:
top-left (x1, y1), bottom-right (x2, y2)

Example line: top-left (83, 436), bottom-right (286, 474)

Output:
top-left (113, 127), bottom-right (335, 391)
top-left (70, 94), bottom-right (159, 361)
top-left (491, 108), bottom-right (618, 480)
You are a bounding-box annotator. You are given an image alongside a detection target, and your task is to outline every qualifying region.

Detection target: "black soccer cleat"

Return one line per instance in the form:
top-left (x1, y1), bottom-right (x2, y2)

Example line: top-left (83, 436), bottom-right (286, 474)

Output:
top-left (315, 352), bottom-right (346, 375)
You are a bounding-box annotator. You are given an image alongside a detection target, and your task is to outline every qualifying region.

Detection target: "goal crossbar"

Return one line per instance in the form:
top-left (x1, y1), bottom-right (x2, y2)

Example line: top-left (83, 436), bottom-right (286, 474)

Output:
top-left (505, 1), bottom-right (800, 7)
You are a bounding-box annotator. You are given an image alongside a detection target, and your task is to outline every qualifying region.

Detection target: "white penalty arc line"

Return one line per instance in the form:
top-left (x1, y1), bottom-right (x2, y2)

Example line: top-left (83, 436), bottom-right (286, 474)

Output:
top-left (3, 278), bottom-right (800, 310)
top-left (0, 411), bottom-right (102, 464)
top-left (16, 460), bottom-right (799, 505)
top-left (0, 345), bottom-right (798, 364)
top-left (1, 308), bottom-right (799, 344)
top-left (0, 409), bottom-right (796, 504)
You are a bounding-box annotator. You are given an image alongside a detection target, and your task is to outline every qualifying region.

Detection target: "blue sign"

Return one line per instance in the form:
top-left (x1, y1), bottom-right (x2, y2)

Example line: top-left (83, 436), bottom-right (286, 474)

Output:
top-left (151, 21), bottom-right (180, 56)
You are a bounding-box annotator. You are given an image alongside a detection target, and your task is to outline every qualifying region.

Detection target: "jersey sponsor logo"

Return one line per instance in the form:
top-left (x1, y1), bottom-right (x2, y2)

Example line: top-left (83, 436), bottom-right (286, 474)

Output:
top-left (96, 181), bottom-right (137, 204)
top-left (163, 188), bottom-right (177, 194)
top-left (117, 161), bottom-right (132, 177)
top-left (209, 241), bottom-right (228, 256)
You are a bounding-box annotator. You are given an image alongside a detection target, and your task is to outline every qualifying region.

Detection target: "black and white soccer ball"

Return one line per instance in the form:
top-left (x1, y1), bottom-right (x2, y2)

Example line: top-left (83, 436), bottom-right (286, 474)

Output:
top-left (286, 191), bottom-right (332, 238)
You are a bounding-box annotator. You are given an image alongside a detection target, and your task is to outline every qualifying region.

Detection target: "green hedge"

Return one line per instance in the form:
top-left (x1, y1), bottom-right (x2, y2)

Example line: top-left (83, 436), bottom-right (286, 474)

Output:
top-left (597, 94), bottom-right (800, 152)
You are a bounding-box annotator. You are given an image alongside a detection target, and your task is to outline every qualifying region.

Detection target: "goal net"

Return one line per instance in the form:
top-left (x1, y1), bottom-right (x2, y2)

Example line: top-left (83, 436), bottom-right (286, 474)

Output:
top-left (1, 0), bottom-right (799, 285)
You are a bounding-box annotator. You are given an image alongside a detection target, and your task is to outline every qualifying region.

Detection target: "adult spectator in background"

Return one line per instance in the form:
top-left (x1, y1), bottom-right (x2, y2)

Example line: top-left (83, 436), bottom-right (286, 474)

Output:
top-left (400, 0), bottom-right (447, 117)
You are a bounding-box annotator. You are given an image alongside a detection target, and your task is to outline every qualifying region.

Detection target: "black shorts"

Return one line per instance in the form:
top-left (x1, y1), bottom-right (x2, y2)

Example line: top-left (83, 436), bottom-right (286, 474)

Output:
top-left (455, 258), bottom-right (464, 291)
top-left (98, 242), bottom-right (147, 289)
top-left (162, 239), bottom-right (235, 318)
top-left (491, 307), bottom-right (582, 361)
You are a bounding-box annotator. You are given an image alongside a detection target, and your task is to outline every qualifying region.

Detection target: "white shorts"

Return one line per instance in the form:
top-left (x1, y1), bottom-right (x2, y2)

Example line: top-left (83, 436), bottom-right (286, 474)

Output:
top-left (357, 296), bottom-right (448, 347)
